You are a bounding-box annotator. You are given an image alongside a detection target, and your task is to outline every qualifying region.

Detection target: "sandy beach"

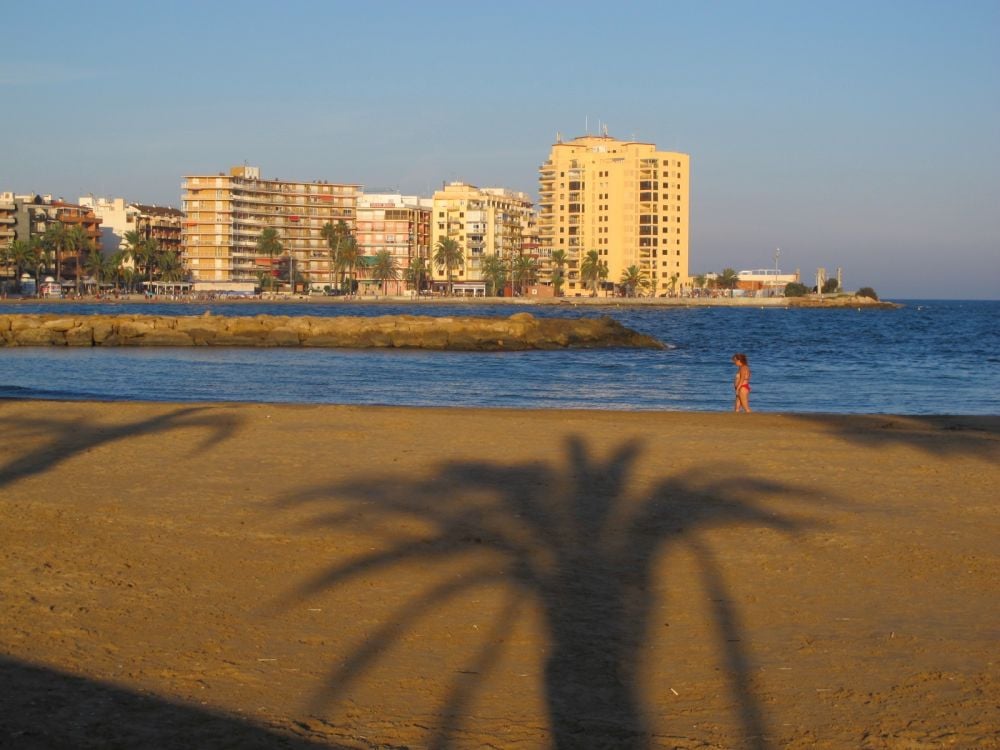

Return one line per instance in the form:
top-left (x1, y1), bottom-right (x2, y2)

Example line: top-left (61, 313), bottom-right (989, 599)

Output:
top-left (0, 400), bottom-right (997, 749)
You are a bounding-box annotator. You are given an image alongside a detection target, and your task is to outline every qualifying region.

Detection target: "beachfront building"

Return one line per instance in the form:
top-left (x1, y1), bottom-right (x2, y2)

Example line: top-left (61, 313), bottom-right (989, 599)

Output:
top-left (429, 182), bottom-right (535, 296)
top-left (79, 197), bottom-right (185, 263)
top-left (355, 193), bottom-right (433, 295)
top-left (538, 133), bottom-right (690, 296)
top-left (1, 192), bottom-right (101, 292)
top-left (181, 165), bottom-right (361, 291)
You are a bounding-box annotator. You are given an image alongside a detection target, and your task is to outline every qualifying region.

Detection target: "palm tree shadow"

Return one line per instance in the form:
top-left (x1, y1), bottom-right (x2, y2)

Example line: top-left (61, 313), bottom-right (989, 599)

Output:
top-left (277, 436), bottom-right (824, 749)
top-left (790, 414), bottom-right (1000, 460)
top-left (0, 406), bottom-right (244, 490)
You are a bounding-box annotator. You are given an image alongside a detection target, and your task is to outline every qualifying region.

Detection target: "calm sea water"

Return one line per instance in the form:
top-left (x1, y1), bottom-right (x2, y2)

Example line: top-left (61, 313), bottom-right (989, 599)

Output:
top-left (0, 300), bottom-right (996, 414)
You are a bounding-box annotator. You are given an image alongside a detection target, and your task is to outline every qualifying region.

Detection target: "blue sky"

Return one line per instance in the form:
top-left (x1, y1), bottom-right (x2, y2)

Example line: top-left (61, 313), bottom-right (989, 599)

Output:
top-left (2, 0), bottom-right (997, 298)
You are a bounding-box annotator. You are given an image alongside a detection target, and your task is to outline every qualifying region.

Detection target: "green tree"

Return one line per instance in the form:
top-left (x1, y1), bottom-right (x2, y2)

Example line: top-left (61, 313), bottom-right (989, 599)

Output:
top-left (692, 274), bottom-right (707, 294)
top-left (480, 254), bottom-right (507, 297)
top-left (107, 249), bottom-right (130, 292)
top-left (158, 249), bottom-right (185, 282)
top-left (42, 221), bottom-right (71, 283)
top-left (717, 268), bottom-right (740, 294)
top-left (256, 227), bottom-right (283, 287)
top-left (336, 234), bottom-right (360, 295)
top-left (404, 256), bottom-right (429, 294)
top-left (619, 265), bottom-right (647, 297)
top-left (65, 225), bottom-right (92, 295)
top-left (371, 250), bottom-right (400, 295)
top-left (434, 237), bottom-right (464, 296)
top-left (784, 282), bottom-right (808, 297)
top-left (84, 247), bottom-right (105, 293)
top-left (321, 220), bottom-right (352, 290)
top-left (668, 272), bottom-right (680, 296)
top-left (857, 286), bottom-right (879, 300)
top-left (822, 277), bottom-right (840, 294)
top-left (580, 250), bottom-right (606, 297)
top-left (549, 249), bottom-right (567, 296)
top-left (512, 254), bottom-right (538, 296)
top-left (131, 237), bottom-right (161, 288)
top-left (5, 239), bottom-right (37, 291)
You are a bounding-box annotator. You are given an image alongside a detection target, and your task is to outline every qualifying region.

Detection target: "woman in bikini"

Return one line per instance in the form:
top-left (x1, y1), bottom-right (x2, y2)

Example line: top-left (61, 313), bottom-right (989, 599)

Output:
top-left (732, 353), bottom-right (752, 413)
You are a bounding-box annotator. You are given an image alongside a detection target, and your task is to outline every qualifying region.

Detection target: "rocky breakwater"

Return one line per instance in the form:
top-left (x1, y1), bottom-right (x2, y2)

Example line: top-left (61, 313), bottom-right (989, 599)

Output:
top-left (0, 312), bottom-right (664, 351)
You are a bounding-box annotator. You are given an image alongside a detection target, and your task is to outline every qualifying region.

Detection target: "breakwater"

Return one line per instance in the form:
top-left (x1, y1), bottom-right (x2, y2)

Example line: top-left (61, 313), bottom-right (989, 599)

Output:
top-left (0, 312), bottom-right (664, 350)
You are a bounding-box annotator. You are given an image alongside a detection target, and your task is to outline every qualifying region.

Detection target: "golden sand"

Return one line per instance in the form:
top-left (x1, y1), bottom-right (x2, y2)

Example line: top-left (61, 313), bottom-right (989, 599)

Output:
top-left (1, 401), bottom-right (997, 748)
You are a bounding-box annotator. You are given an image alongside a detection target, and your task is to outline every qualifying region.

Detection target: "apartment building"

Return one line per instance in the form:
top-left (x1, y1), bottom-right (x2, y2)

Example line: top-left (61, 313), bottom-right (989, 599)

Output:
top-left (429, 182), bottom-right (534, 294)
top-left (538, 134), bottom-right (690, 296)
top-left (79, 197), bottom-right (184, 261)
top-left (181, 166), bottom-right (360, 289)
top-left (356, 193), bottom-right (432, 292)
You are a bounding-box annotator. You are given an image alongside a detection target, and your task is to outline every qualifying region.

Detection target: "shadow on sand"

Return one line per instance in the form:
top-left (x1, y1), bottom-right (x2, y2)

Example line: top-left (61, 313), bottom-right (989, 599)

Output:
top-left (277, 435), bottom-right (825, 749)
top-left (0, 405), bottom-right (244, 490)
top-left (791, 414), bottom-right (1000, 460)
top-left (0, 655), bottom-right (339, 749)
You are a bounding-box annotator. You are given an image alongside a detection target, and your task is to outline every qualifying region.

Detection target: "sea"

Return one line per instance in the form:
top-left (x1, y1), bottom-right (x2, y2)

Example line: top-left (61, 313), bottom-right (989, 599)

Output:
top-left (0, 300), bottom-right (996, 415)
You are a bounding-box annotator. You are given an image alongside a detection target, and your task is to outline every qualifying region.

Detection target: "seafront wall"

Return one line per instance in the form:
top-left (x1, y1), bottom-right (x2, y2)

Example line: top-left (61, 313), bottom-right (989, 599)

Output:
top-left (0, 312), bottom-right (664, 350)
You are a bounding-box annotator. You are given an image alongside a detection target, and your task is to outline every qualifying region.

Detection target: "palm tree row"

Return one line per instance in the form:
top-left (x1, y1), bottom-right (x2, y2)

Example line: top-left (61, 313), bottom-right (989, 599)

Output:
top-left (1, 224), bottom-right (183, 295)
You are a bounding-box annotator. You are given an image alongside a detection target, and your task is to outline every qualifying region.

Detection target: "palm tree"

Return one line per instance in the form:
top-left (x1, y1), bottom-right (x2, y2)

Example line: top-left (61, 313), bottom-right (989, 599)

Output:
top-left (404, 257), bottom-right (429, 295)
top-left (433, 237), bottom-right (463, 296)
top-left (256, 227), bottom-right (283, 287)
top-left (336, 235), bottom-right (360, 296)
top-left (512, 254), bottom-right (539, 296)
top-left (480, 254), bottom-right (507, 297)
top-left (65, 224), bottom-right (92, 295)
top-left (668, 272), bottom-right (680, 297)
top-left (619, 265), bottom-right (646, 297)
top-left (321, 220), bottom-right (352, 290)
top-left (107, 249), bottom-right (130, 293)
top-left (580, 249), bottom-right (605, 297)
top-left (43, 221), bottom-right (70, 284)
top-left (131, 237), bottom-right (160, 289)
top-left (549, 249), bottom-right (567, 296)
top-left (84, 247), bottom-right (105, 294)
top-left (693, 274), bottom-right (707, 296)
top-left (371, 250), bottom-right (400, 296)
top-left (717, 267), bottom-right (740, 295)
top-left (5, 239), bottom-right (37, 292)
top-left (158, 249), bottom-right (185, 282)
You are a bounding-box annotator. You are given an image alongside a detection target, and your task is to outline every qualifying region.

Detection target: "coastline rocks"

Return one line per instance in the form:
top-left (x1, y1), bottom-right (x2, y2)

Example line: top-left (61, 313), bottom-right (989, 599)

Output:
top-left (0, 313), bottom-right (665, 351)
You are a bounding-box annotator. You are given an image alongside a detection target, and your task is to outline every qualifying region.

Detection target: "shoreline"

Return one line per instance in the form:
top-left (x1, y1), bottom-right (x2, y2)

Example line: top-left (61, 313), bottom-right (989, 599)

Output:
top-left (1, 400), bottom-right (996, 748)
top-left (0, 293), bottom-right (902, 309)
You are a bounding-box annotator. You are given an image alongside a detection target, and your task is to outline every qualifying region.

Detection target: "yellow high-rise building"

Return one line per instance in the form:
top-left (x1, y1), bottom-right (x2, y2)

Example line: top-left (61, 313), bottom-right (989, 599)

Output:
top-left (430, 182), bottom-right (534, 295)
top-left (538, 134), bottom-right (690, 296)
top-left (181, 166), bottom-right (360, 289)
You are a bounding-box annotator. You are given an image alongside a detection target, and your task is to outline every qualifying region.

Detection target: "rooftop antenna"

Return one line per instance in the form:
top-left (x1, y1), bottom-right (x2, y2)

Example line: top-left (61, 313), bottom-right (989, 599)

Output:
top-left (585, 115), bottom-right (589, 134)
top-left (602, 123), bottom-right (609, 137)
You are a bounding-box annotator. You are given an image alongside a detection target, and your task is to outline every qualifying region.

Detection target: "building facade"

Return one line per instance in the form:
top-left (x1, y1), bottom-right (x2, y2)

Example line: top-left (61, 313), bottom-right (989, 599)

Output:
top-left (78, 197), bottom-right (184, 263)
top-left (181, 166), bottom-right (360, 289)
top-left (429, 182), bottom-right (535, 294)
top-left (355, 193), bottom-right (432, 293)
top-left (538, 134), bottom-right (690, 296)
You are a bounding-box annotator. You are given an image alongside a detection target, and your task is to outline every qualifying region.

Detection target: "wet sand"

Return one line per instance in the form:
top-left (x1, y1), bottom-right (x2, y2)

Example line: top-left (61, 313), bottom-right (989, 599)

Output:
top-left (0, 401), bottom-right (997, 748)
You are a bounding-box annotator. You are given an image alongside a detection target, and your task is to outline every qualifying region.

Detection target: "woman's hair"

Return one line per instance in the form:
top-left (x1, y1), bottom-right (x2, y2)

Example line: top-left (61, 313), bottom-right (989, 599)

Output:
top-left (732, 353), bottom-right (748, 365)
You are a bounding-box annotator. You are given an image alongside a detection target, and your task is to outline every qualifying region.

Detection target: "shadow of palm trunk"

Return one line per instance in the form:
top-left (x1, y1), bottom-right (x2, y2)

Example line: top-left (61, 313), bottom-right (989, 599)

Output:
top-left (276, 435), bottom-right (820, 748)
top-left (690, 538), bottom-right (771, 750)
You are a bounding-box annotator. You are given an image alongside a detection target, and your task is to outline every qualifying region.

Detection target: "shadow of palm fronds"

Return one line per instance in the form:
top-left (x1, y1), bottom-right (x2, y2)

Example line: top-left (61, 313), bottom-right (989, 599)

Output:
top-left (277, 435), bottom-right (822, 749)
top-left (0, 406), bottom-right (244, 489)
